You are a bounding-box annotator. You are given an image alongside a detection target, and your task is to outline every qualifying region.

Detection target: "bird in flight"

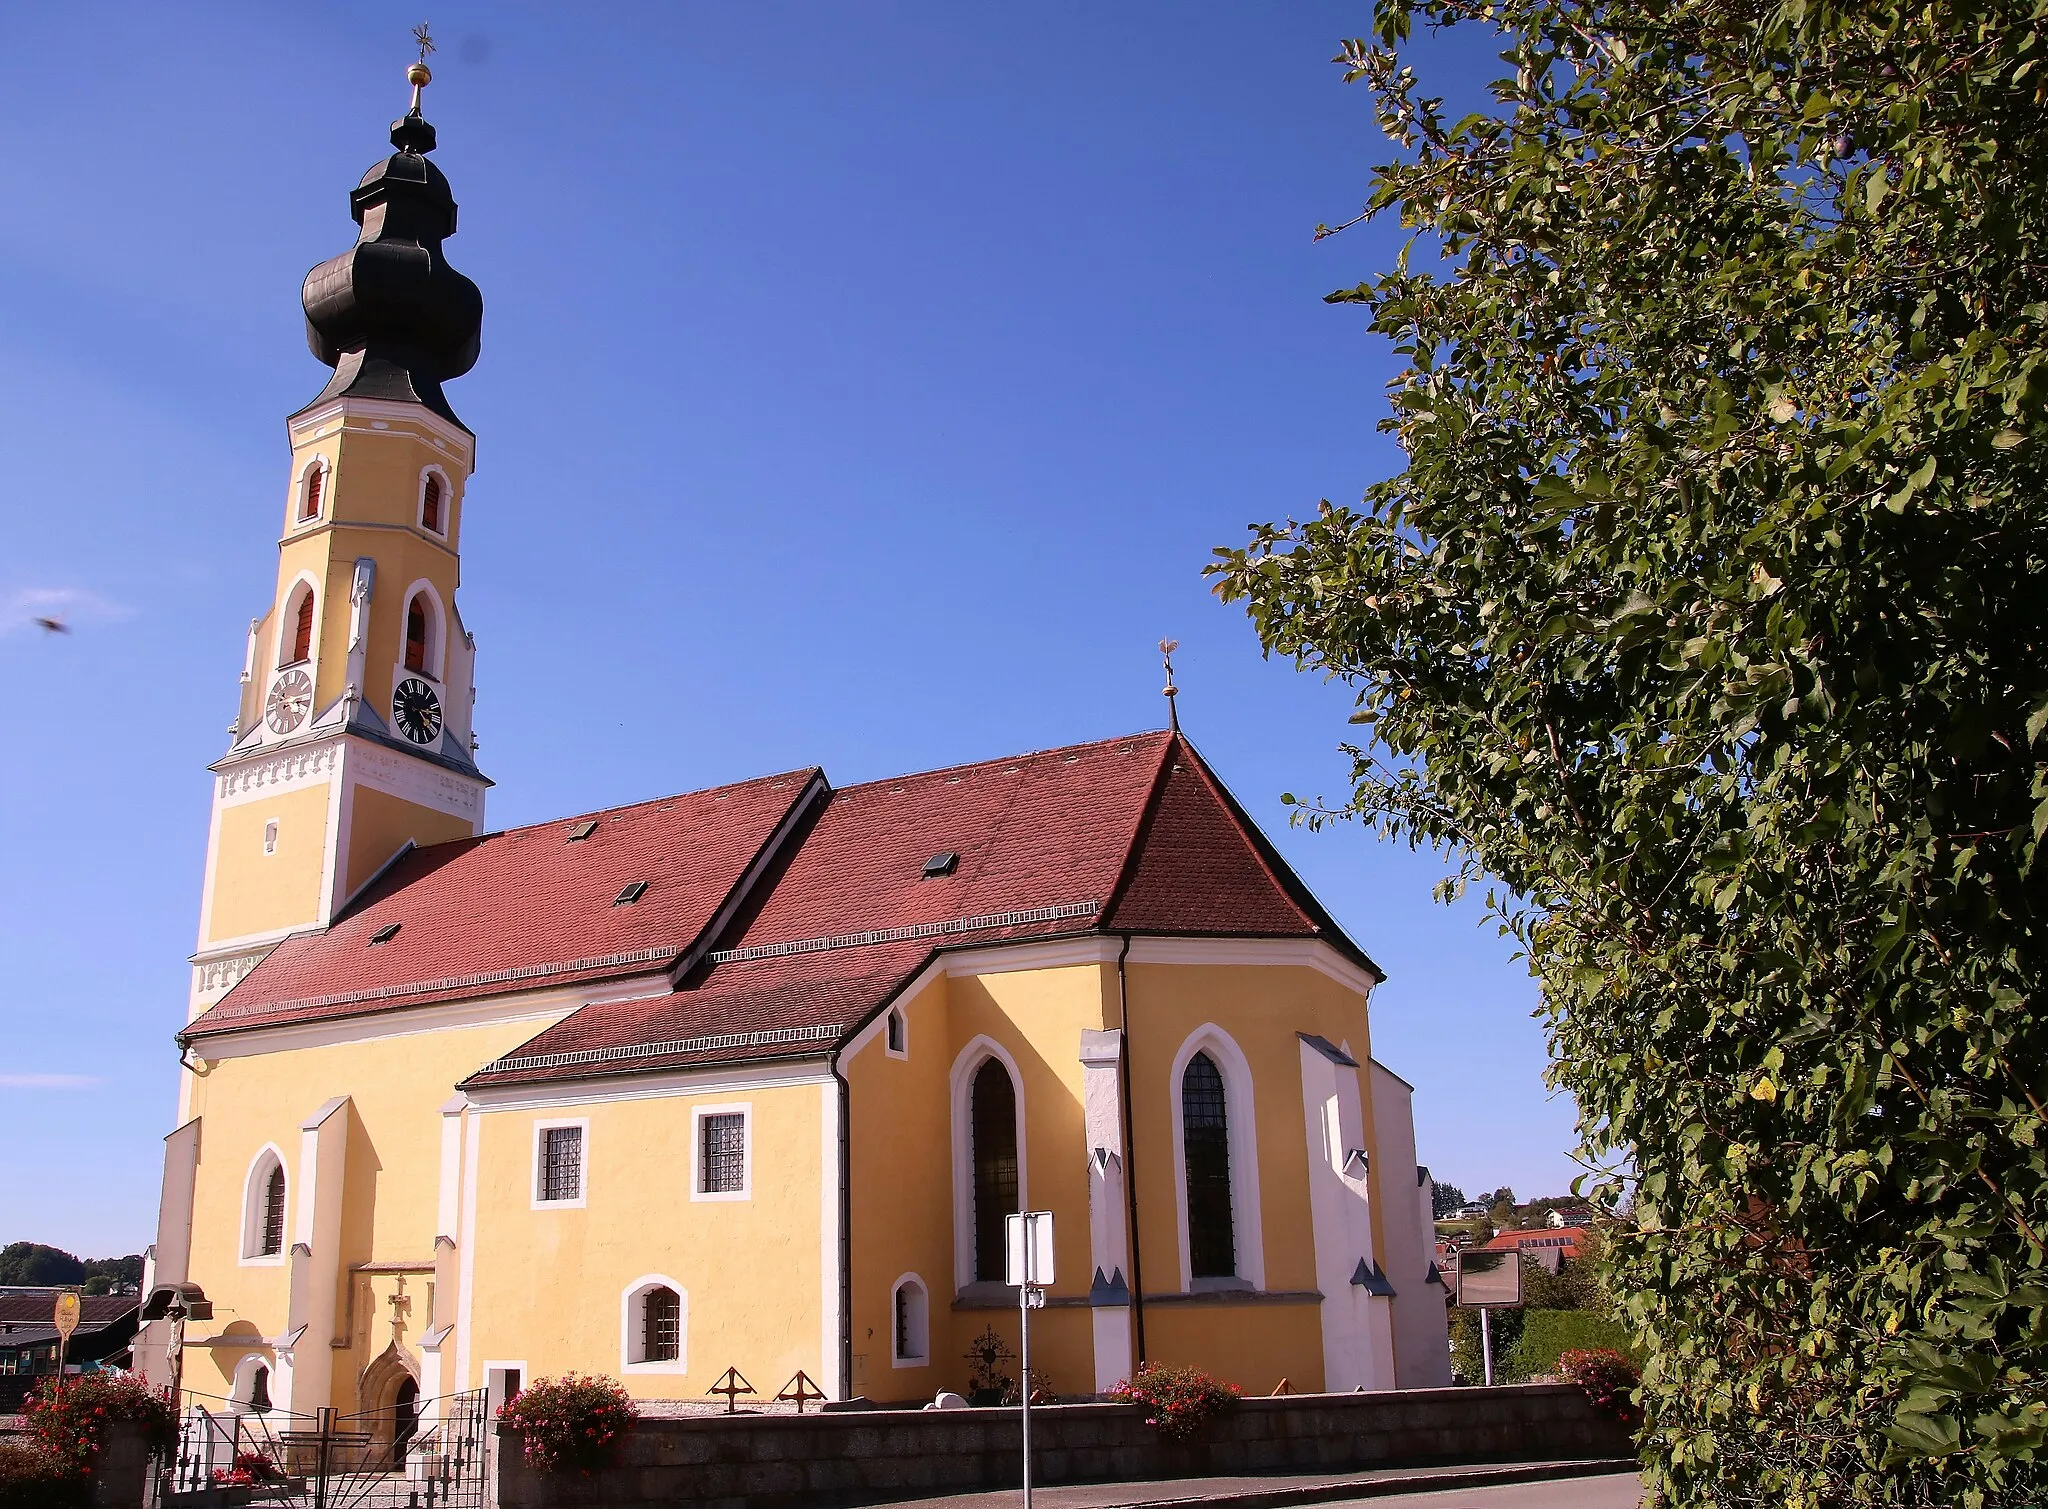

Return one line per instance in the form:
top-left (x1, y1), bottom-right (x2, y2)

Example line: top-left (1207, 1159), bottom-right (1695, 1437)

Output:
top-left (32, 617), bottom-right (69, 634)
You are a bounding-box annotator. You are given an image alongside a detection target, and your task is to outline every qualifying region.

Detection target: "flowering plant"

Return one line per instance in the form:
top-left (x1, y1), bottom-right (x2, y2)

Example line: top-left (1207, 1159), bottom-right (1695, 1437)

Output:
top-left (1107, 1363), bottom-right (1240, 1441)
top-left (0, 1438), bottom-right (82, 1508)
top-left (496, 1373), bottom-right (637, 1476)
top-left (1557, 1347), bottom-right (1642, 1427)
top-left (23, 1370), bottom-right (179, 1475)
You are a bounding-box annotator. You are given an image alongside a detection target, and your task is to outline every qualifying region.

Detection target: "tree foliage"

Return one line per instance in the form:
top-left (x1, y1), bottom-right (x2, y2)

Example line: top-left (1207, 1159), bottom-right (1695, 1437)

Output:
top-left (1433, 1180), bottom-right (1471, 1217)
top-left (1212, 2), bottom-right (2048, 1503)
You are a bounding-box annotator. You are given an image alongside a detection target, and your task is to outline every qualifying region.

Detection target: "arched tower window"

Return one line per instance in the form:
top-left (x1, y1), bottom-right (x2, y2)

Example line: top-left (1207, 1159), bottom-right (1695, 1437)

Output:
top-left (405, 595), bottom-right (430, 673)
top-left (300, 461), bottom-right (326, 521)
top-left (282, 589), bottom-right (315, 668)
top-left (971, 1058), bottom-right (1019, 1281)
top-left (242, 1148), bottom-right (288, 1262)
top-left (421, 473), bottom-right (444, 534)
top-left (1182, 1052), bottom-right (1236, 1279)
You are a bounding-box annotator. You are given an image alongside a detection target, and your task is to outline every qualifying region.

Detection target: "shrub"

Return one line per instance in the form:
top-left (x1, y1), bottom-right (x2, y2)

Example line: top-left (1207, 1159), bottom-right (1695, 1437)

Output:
top-left (1107, 1363), bottom-right (1240, 1441)
top-left (496, 1373), bottom-right (637, 1476)
top-left (1558, 1348), bottom-right (1642, 1429)
top-left (23, 1370), bottom-right (178, 1475)
top-left (0, 1439), bottom-right (82, 1509)
top-left (1449, 1304), bottom-right (1525, 1383)
top-left (1510, 1310), bottom-right (1639, 1381)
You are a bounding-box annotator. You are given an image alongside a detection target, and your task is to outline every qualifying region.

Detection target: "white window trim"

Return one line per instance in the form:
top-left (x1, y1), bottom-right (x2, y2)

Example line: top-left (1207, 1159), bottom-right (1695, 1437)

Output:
top-left (689, 1102), bottom-right (753, 1202)
top-left (889, 1273), bottom-right (930, 1367)
top-left (531, 1117), bottom-right (589, 1209)
top-left (1167, 1024), bottom-right (1266, 1293)
top-left (948, 1035), bottom-right (1029, 1292)
top-left (263, 819), bottom-right (279, 857)
top-left (239, 1144), bottom-right (290, 1266)
top-left (884, 1006), bottom-right (909, 1061)
top-left (396, 577), bottom-right (449, 683)
top-left (619, 1275), bottom-right (688, 1375)
top-left (292, 454), bottom-right (329, 528)
top-left (416, 464), bottom-right (454, 538)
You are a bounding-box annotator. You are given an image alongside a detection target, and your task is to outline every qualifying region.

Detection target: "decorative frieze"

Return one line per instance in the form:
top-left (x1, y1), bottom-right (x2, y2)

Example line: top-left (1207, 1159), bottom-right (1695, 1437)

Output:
top-left (192, 949), bottom-right (272, 998)
top-left (217, 741), bottom-right (342, 804)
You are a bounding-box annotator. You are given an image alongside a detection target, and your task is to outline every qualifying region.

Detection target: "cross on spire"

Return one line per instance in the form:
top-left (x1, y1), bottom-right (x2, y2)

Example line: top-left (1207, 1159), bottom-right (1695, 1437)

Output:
top-left (1159, 639), bottom-right (1181, 732)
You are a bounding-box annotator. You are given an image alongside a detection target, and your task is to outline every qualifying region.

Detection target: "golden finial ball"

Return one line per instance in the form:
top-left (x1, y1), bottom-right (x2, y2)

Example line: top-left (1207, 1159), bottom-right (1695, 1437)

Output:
top-left (408, 62), bottom-right (433, 87)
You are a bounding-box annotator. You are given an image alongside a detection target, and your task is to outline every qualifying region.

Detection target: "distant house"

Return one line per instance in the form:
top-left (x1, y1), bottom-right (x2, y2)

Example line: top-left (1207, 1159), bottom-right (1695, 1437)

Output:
top-left (1479, 1227), bottom-right (1590, 1275)
top-left (1456, 1201), bottom-right (1493, 1219)
top-left (0, 1290), bottom-right (141, 1411)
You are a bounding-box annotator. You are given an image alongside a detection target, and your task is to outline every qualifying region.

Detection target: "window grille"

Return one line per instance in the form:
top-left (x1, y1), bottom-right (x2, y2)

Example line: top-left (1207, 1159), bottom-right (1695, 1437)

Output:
top-left (1182, 1052), bottom-right (1236, 1278)
top-left (895, 1284), bottom-right (911, 1358)
top-left (259, 1163), bottom-right (287, 1256)
top-left (971, 1060), bottom-right (1018, 1281)
top-left (538, 1125), bottom-right (583, 1202)
top-left (700, 1114), bottom-right (745, 1193)
top-left (641, 1286), bottom-right (681, 1363)
top-left (422, 474), bottom-right (443, 533)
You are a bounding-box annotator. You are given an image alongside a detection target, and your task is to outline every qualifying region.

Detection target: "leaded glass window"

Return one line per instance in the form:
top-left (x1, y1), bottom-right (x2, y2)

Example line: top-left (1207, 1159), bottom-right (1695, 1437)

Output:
top-left (1182, 1052), bottom-right (1236, 1278)
top-left (971, 1059), bottom-right (1018, 1281)
top-left (260, 1164), bottom-right (287, 1256)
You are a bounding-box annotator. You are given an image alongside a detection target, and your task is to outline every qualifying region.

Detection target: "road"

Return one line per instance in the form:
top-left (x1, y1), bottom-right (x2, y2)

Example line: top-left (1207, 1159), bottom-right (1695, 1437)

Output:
top-left (1325, 1474), bottom-right (1641, 1507)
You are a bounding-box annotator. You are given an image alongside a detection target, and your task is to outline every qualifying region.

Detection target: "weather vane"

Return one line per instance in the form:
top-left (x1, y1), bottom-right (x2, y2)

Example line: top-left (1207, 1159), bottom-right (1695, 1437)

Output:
top-left (1159, 639), bottom-right (1180, 732)
top-left (407, 22), bottom-right (436, 115)
top-left (413, 21), bottom-right (437, 65)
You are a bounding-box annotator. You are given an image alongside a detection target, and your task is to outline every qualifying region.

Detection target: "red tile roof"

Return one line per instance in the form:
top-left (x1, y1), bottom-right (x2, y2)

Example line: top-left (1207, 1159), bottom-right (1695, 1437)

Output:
top-left (190, 730), bottom-right (1380, 1083)
top-left (1482, 1228), bottom-right (1590, 1261)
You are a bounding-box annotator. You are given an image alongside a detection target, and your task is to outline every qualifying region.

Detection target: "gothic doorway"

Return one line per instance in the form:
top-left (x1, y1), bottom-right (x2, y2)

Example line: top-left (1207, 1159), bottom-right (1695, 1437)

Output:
top-left (357, 1341), bottom-right (422, 1469)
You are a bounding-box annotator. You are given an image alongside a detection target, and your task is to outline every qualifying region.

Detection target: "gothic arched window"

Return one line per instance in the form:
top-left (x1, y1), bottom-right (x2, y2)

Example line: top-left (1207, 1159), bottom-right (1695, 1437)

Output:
top-left (405, 596), bottom-right (430, 674)
top-left (284, 589), bottom-right (315, 667)
top-left (421, 473), bottom-right (444, 534)
top-left (261, 1163), bottom-right (287, 1256)
top-left (1182, 1052), bottom-right (1236, 1279)
top-left (971, 1058), bottom-right (1019, 1282)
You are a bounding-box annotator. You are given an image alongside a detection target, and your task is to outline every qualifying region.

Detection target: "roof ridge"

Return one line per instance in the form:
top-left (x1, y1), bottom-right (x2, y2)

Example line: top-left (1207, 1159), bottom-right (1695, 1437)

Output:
top-left (454, 766), bottom-right (826, 846)
top-left (1097, 732), bottom-right (1183, 923)
top-left (836, 729), bottom-right (1171, 795)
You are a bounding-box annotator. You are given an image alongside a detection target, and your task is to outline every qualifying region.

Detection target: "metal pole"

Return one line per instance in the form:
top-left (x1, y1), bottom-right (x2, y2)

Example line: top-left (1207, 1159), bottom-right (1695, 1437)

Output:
top-left (1019, 1267), bottom-right (1032, 1509)
top-left (1480, 1308), bottom-right (1494, 1387)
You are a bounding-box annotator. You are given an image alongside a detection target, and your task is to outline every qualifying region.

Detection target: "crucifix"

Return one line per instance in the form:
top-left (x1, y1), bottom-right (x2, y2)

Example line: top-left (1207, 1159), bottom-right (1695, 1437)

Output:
top-left (1159, 639), bottom-right (1181, 731)
top-left (387, 1277), bottom-right (413, 1348)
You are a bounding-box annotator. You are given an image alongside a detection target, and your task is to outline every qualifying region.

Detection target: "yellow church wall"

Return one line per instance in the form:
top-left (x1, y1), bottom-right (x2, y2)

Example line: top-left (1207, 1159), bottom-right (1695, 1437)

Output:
top-left (203, 784), bottom-right (333, 946)
top-left (1124, 961), bottom-right (1379, 1308)
top-left (463, 1079), bottom-right (829, 1401)
top-left (179, 1011), bottom-right (573, 1402)
top-left (1145, 1302), bottom-right (1326, 1395)
top-left (341, 786), bottom-right (475, 898)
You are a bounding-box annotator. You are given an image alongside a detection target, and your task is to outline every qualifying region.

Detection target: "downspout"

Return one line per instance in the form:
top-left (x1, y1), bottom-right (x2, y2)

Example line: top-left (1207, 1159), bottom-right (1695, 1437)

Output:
top-left (1116, 934), bottom-right (1147, 1365)
top-left (831, 1051), bottom-right (853, 1399)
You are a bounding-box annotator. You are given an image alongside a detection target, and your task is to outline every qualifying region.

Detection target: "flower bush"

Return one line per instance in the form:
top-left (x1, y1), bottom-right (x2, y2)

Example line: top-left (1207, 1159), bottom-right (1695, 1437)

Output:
top-left (1107, 1363), bottom-right (1240, 1442)
top-left (1558, 1347), bottom-right (1642, 1429)
top-left (496, 1373), bottom-right (637, 1476)
top-left (23, 1370), bottom-right (178, 1476)
top-left (0, 1439), bottom-right (82, 1509)
top-left (209, 1450), bottom-right (282, 1486)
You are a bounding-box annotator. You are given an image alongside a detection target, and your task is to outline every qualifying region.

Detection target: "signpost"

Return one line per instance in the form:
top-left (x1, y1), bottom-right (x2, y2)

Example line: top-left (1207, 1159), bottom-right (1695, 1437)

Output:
top-left (1453, 1248), bottom-right (1522, 1386)
top-left (1005, 1212), bottom-right (1054, 1509)
top-left (52, 1291), bottom-right (80, 1379)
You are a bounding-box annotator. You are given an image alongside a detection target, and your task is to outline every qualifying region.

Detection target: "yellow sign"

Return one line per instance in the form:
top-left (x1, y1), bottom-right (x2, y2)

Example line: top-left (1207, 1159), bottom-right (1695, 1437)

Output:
top-left (52, 1291), bottom-right (80, 1340)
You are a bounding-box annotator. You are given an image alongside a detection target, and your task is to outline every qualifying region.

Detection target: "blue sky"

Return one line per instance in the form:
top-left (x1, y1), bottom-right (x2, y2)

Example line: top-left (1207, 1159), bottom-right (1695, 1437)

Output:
top-left (0, 3), bottom-right (1570, 1257)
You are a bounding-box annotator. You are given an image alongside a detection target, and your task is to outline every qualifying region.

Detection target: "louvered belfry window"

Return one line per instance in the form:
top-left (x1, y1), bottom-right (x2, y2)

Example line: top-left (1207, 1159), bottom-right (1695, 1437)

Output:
top-left (302, 464), bottom-right (324, 520)
top-left (539, 1126), bottom-right (583, 1202)
top-left (1182, 1052), bottom-right (1237, 1278)
top-left (971, 1059), bottom-right (1019, 1281)
top-left (261, 1164), bottom-right (287, 1256)
top-left (287, 592), bottom-right (315, 666)
top-left (641, 1286), bottom-right (680, 1363)
top-left (405, 597), bottom-right (429, 673)
top-left (700, 1114), bottom-right (745, 1194)
top-left (421, 474), bottom-right (443, 533)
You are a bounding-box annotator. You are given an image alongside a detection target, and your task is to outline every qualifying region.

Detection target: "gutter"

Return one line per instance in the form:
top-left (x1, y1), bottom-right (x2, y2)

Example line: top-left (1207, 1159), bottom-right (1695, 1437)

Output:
top-left (831, 1051), bottom-right (853, 1399)
top-left (1116, 933), bottom-right (1146, 1365)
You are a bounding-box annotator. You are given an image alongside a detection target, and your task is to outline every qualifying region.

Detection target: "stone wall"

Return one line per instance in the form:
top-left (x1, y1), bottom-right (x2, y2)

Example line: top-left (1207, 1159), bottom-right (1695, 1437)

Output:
top-left (497, 1385), bottom-right (1635, 1509)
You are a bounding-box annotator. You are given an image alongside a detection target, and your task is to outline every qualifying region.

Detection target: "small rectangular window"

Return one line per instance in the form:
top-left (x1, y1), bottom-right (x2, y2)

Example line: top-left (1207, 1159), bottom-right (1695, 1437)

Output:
top-left (369, 922), bottom-right (402, 945)
top-left (567, 819), bottom-right (599, 841)
top-left (699, 1114), bottom-right (745, 1194)
top-left (263, 820), bottom-right (279, 856)
top-left (614, 880), bottom-right (649, 905)
top-left (538, 1125), bottom-right (583, 1203)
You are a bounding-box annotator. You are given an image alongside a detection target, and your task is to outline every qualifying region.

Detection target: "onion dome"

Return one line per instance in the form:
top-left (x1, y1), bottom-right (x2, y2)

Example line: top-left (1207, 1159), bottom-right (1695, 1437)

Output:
top-left (296, 64), bottom-right (483, 429)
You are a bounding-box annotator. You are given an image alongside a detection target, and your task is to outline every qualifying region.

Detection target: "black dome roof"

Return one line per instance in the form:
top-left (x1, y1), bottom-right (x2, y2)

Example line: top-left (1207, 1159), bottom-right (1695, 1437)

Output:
top-left (296, 108), bottom-right (482, 429)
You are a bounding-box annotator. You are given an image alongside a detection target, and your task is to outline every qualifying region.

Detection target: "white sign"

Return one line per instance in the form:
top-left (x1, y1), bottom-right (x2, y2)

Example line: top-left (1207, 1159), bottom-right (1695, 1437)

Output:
top-left (1005, 1210), bottom-right (1054, 1288)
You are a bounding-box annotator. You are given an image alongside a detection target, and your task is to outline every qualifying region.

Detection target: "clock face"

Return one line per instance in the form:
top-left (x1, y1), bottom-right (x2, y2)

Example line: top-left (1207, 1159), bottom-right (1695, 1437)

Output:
top-left (265, 668), bottom-right (313, 735)
top-left (393, 677), bottom-right (443, 746)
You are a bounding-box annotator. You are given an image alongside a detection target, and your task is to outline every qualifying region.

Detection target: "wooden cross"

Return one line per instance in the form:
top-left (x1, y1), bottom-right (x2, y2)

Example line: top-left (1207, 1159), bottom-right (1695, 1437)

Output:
top-left (707, 1367), bottom-right (756, 1414)
top-left (776, 1370), bottom-right (826, 1414)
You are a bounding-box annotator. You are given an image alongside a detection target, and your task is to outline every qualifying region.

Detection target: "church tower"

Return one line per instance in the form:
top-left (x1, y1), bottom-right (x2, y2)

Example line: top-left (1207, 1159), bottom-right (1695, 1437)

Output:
top-left (189, 64), bottom-right (489, 1019)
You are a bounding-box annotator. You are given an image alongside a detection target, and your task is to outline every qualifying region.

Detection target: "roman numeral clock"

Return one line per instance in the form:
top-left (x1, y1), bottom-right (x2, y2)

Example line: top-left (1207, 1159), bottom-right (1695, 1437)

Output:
top-left (392, 676), bottom-right (443, 745)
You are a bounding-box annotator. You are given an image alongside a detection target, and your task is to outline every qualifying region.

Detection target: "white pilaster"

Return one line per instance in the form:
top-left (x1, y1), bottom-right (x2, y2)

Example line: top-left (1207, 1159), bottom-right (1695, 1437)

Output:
top-left (278, 1095), bottom-right (351, 1413)
top-left (1079, 1029), bottom-right (1134, 1391)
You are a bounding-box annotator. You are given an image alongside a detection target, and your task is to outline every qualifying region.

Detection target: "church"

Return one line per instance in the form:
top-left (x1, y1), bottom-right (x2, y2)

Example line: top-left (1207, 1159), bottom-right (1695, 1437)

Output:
top-left (136, 64), bottom-right (1453, 1433)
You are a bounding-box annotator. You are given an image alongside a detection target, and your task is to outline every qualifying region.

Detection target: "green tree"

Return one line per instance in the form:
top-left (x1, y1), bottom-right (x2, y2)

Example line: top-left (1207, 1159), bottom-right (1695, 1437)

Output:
top-left (1213, 2), bottom-right (2048, 1504)
top-left (0, 1244), bottom-right (84, 1287)
top-left (1432, 1181), bottom-right (1470, 1218)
